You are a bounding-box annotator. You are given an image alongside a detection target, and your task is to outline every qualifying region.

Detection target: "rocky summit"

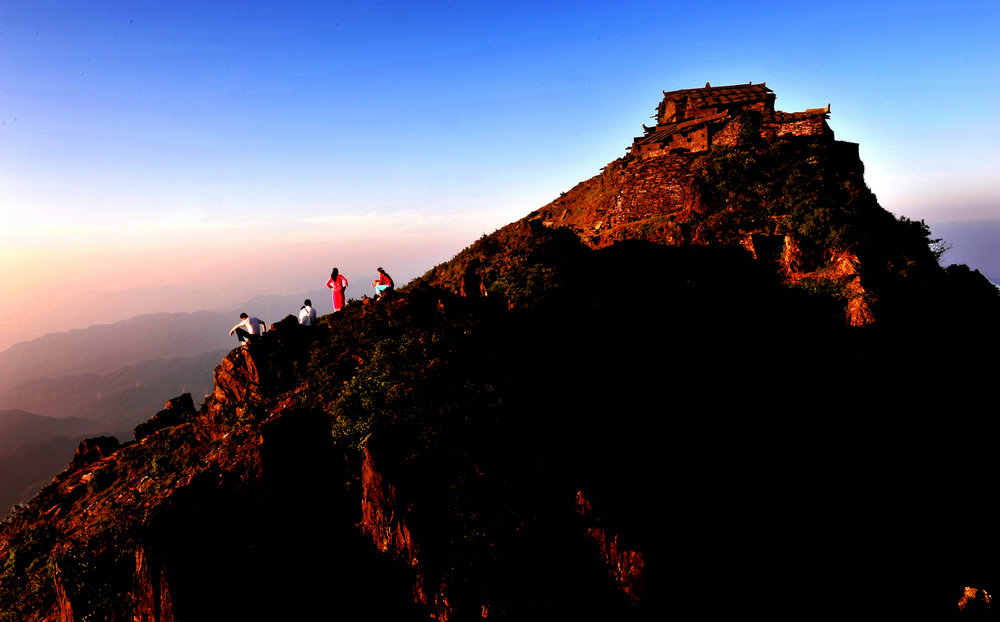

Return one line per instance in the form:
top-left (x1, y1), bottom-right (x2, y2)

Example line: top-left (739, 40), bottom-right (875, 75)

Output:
top-left (3, 83), bottom-right (1000, 621)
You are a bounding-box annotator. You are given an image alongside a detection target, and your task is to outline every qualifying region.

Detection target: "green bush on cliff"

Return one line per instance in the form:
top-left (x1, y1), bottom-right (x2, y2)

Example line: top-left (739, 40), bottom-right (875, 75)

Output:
top-left (698, 111), bottom-right (874, 256)
top-left (54, 528), bottom-right (136, 622)
top-left (485, 252), bottom-right (562, 309)
top-left (792, 276), bottom-right (852, 300)
top-left (0, 522), bottom-right (56, 620)
top-left (326, 316), bottom-right (503, 457)
top-left (696, 110), bottom-right (950, 287)
top-left (329, 335), bottom-right (417, 448)
top-left (417, 221), bottom-right (587, 310)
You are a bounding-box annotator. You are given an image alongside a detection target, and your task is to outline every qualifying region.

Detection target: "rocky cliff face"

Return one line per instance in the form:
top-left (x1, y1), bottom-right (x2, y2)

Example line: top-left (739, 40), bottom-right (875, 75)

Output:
top-left (0, 286), bottom-right (650, 619)
top-left (3, 84), bottom-right (1000, 621)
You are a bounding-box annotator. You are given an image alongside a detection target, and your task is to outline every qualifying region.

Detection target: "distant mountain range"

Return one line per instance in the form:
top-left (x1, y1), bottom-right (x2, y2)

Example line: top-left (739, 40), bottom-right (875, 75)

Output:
top-left (0, 410), bottom-right (100, 456)
top-left (934, 220), bottom-right (1000, 285)
top-left (0, 410), bottom-right (106, 516)
top-left (0, 311), bottom-right (235, 394)
top-left (0, 350), bottom-right (226, 425)
top-left (0, 289), bottom-right (332, 518)
top-left (0, 289), bottom-right (332, 393)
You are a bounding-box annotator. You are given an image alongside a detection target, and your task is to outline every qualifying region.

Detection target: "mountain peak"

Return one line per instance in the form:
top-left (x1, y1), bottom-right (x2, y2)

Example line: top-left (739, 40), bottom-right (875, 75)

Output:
top-left (417, 82), bottom-right (994, 330)
top-left (3, 84), bottom-right (1000, 620)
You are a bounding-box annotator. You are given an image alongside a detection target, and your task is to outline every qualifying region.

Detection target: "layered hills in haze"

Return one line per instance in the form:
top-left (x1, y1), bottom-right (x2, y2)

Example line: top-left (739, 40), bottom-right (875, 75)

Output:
top-left (2, 83), bottom-right (998, 620)
top-left (0, 289), bottom-right (332, 395)
top-left (0, 412), bottom-right (98, 457)
top-left (0, 412), bottom-right (102, 521)
top-left (0, 293), bottom-right (330, 520)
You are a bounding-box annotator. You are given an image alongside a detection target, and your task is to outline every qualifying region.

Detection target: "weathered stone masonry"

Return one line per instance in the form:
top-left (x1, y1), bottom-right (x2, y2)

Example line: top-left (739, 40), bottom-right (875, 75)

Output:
top-left (631, 82), bottom-right (831, 157)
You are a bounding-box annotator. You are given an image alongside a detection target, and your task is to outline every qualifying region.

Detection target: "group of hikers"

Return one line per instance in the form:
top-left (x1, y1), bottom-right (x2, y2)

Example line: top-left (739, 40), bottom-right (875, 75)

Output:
top-left (229, 266), bottom-right (395, 346)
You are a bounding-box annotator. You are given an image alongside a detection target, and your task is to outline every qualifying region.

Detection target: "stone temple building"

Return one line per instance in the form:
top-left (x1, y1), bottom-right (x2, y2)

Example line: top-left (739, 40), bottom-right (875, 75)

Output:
top-left (630, 82), bottom-right (832, 158)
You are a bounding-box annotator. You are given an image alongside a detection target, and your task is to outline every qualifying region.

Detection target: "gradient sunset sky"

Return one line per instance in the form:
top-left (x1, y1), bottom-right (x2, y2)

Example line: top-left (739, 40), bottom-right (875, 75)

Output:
top-left (2, 0), bottom-right (999, 349)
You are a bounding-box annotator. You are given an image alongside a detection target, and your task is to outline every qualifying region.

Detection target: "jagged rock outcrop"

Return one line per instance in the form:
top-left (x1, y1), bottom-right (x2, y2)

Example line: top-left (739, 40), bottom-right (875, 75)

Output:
top-left (51, 562), bottom-right (73, 622)
top-left (361, 445), bottom-right (449, 619)
top-left (134, 394), bottom-right (196, 441)
top-left (133, 546), bottom-right (174, 622)
top-left (575, 490), bottom-right (645, 604)
top-left (71, 436), bottom-right (120, 468)
top-left (210, 348), bottom-right (262, 409)
top-left (959, 586), bottom-right (993, 615)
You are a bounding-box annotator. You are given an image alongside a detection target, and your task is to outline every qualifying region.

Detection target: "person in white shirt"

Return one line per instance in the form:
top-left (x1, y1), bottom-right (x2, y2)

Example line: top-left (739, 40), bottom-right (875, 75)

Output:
top-left (229, 313), bottom-right (267, 345)
top-left (299, 299), bottom-right (318, 325)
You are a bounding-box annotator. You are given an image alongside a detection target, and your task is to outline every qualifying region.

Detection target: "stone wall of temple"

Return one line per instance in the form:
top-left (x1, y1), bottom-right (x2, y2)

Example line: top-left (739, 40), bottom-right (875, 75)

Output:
top-left (769, 115), bottom-right (828, 139)
top-left (605, 155), bottom-right (699, 229)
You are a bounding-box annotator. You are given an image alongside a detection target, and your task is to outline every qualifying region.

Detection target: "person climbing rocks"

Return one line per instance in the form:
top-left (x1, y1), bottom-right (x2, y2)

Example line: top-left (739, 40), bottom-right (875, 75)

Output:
top-left (371, 267), bottom-right (395, 299)
top-left (326, 268), bottom-right (349, 312)
top-left (299, 299), bottom-right (318, 325)
top-left (229, 313), bottom-right (267, 345)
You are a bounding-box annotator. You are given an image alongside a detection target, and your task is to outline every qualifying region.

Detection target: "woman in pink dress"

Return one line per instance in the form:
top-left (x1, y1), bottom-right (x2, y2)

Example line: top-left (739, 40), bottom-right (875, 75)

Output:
top-left (326, 267), bottom-right (349, 312)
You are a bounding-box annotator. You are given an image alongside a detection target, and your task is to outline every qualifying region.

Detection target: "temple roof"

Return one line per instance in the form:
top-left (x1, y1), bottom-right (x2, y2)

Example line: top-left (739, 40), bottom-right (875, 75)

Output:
top-left (661, 83), bottom-right (773, 109)
top-left (634, 111), bottom-right (729, 146)
top-left (633, 83), bottom-right (832, 154)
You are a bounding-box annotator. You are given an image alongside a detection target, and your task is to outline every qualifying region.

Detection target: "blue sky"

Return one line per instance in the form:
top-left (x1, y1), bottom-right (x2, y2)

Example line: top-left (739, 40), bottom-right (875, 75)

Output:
top-left (2, 0), bottom-right (999, 347)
